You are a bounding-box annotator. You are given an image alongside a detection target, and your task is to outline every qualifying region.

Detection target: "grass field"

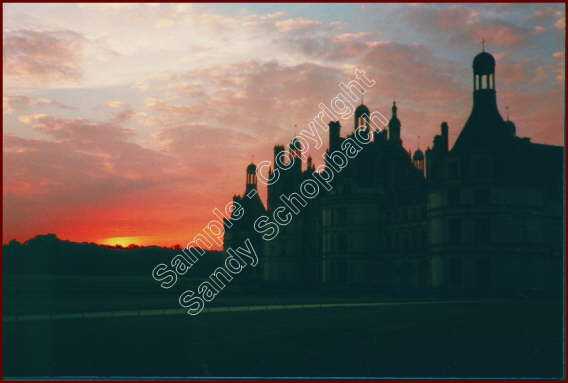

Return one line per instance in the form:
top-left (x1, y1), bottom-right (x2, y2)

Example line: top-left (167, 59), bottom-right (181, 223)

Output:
top-left (4, 274), bottom-right (460, 315)
top-left (4, 299), bottom-right (563, 379)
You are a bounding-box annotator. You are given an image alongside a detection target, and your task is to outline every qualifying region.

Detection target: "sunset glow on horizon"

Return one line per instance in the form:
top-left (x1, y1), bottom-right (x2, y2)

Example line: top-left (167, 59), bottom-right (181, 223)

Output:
top-left (3, 3), bottom-right (565, 247)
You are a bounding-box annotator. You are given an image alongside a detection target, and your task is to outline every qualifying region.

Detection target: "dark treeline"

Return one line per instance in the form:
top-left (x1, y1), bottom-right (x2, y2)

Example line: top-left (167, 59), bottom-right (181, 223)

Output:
top-left (3, 234), bottom-right (224, 277)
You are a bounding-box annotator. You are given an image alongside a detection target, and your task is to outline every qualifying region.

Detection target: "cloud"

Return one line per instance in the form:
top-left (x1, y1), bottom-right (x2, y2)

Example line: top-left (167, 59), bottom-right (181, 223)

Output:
top-left (531, 6), bottom-right (564, 25)
top-left (4, 111), bottom-right (188, 241)
top-left (496, 55), bottom-right (549, 85)
top-left (3, 95), bottom-right (74, 115)
top-left (552, 51), bottom-right (564, 84)
top-left (331, 32), bottom-right (375, 43)
top-left (281, 34), bottom-right (468, 110)
top-left (137, 60), bottom-right (345, 139)
top-left (17, 114), bottom-right (133, 145)
top-left (106, 100), bottom-right (125, 108)
top-left (3, 29), bottom-right (86, 85)
top-left (555, 18), bottom-right (565, 31)
top-left (405, 6), bottom-right (531, 48)
top-left (79, 3), bottom-right (138, 11)
top-left (275, 17), bottom-right (322, 32)
top-left (3, 4), bottom-right (564, 245)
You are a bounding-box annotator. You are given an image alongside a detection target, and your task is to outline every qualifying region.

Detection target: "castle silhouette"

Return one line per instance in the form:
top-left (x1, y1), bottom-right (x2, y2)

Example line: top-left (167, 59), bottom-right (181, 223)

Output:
top-left (224, 49), bottom-right (563, 294)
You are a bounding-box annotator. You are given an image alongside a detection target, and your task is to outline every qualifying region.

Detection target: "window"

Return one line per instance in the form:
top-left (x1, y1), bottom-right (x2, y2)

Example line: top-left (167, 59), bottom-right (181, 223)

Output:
top-left (338, 233), bottom-right (347, 252)
top-left (448, 189), bottom-right (460, 206)
top-left (476, 257), bottom-right (492, 288)
top-left (449, 257), bottom-right (462, 286)
top-left (519, 218), bottom-right (529, 241)
top-left (449, 218), bottom-right (461, 243)
top-left (474, 218), bottom-right (490, 243)
top-left (474, 189), bottom-right (491, 206)
top-left (323, 233), bottom-right (331, 252)
top-left (339, 208), bottom-right (347, 224)
top-left (336, 261), bottom-right (347, 282)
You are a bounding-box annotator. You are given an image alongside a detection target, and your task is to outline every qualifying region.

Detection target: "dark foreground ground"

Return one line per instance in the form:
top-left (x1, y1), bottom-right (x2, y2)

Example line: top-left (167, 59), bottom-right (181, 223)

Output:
top-left (4, 299), bottom-right (563, 379)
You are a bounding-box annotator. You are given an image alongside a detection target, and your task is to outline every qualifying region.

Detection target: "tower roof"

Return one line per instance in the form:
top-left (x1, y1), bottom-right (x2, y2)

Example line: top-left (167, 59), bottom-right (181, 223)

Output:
top-left (388, 101), bottom-right (400, 128)
top-left (412, 149), bottom-right (424, 161)
top-left (246, 162), bottom-right (256, 173)
top-left (453, 49), bottom-right (506, 153)
top-left (473, 51), bottom-right (495, 75)
top-left (355, 103), bottom-right (370, 116)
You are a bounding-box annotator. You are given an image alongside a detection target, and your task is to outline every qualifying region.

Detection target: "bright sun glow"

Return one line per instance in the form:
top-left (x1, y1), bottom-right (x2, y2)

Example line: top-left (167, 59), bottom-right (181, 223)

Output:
top-left (99, 237), bottom-right (144, 247)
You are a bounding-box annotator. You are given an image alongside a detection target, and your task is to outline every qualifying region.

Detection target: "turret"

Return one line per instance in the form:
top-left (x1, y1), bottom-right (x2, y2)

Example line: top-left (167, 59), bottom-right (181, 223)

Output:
top-left (246, 163), bottom-right (257, 193)
top-left (329, 121), bottom-right (341, 151)
top-left (441, 122), bottom-right (449, 152)
top-left (453, 44), bottom-right (507, 153)
top-left (413, 149), bottom-right (425, 175)
top-left (273, 145), bottom-right (285, 168)
top-left (289, 138), bottom-right (303, 173)
top-left (388, 101), bottom-right (401, 144)
top-left (354, 103), bottom-right (370, 131)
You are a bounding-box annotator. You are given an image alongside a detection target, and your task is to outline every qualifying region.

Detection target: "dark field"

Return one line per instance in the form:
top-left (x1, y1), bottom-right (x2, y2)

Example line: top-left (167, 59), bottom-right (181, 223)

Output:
top-left (4, 299), bottom-right (563, 379)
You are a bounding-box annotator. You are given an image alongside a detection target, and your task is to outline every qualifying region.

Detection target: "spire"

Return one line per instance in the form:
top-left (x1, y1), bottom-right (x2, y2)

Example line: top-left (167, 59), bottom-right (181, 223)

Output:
top-left (388, 100), bottom-right (401, 144)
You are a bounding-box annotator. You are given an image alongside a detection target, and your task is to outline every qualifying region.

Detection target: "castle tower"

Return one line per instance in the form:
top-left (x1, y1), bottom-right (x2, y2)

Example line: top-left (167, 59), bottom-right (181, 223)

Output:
top-left (246, 163), bottom-right (257, 193)
top-left (413, 148), bottom-right (425, 175)
top-left (329, 121), bottom-right (341, 151)
top-left (289, 138), bottom-right (303, 173)
top-left (388, 101), bottom-right (401, 144)
top-left (354, 102), bottom-right (370, 131)
top-left (452, 46), bottom-right (506, 152)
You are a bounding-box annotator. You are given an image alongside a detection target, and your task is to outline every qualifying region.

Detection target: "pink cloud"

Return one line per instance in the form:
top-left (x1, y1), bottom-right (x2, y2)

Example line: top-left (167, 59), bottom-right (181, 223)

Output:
top-left (275, 17), bottom-right (322, 32)
top-left (331, 32), bottom-right (375, 43)
top-left (3, 95), bottom-right (74, 115)
top-left (405, 6), bottom-right (531, 48)
top-left (552, 52), bottom-right (564, 84)
top-left (532, 6), bottom-right (564, 27)
top-left (3, 29), bottom-right (85, 84)
top-left (496, 56), bottom-right (549, 85)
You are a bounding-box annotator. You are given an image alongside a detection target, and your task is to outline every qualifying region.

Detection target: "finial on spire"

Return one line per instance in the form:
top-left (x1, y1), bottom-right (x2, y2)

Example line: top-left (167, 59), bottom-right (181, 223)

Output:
top-left (392, 100), bottom-right (397, 116)
top-left (505, 106), bottom-right (510, 121)
top-left (481, 39), bottom-right (486, 52)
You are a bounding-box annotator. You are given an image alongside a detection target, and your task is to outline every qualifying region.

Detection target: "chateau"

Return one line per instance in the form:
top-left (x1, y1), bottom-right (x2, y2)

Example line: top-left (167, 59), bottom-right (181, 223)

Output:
top-left (224, 49), bottom-right (563, 294)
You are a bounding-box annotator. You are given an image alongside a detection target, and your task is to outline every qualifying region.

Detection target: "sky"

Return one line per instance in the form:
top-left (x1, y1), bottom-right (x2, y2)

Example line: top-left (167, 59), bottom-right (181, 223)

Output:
top-left (3, 3), bottom-right (565, 247)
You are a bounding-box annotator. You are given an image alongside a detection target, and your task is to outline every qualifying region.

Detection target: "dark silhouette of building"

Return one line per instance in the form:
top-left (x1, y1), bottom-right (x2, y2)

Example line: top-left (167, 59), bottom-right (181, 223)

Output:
top-left (224, 49), bottom-right (563, 294)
